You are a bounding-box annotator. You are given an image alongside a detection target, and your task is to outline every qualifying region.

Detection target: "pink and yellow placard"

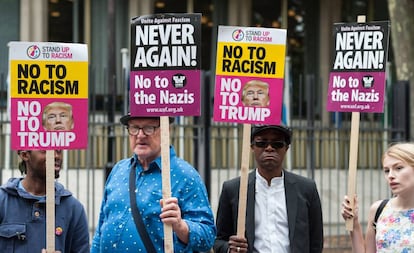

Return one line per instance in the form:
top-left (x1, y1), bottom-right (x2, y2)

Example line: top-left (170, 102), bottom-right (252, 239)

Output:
top-left (213, 26), bottom-right (287, 124)
top-left (9, 42), bottom-right (88, 150)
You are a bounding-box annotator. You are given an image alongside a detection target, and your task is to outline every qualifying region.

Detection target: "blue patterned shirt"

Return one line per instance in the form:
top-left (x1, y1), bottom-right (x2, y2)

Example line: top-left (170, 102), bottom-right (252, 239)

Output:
top-left (91, 146), bottom-right (216, 253)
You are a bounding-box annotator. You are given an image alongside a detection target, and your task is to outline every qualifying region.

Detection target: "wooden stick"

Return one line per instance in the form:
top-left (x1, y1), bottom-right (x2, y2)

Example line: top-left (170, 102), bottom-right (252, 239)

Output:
top-left (345, 112), bottom-right (360, 231)
top-left (236, 124), bottom-right (251, 237)
top-left (160, 116), bottom-right (173, 252)
top-left (345, 15), bottom-right (365, 231)
top-left (46, 150), bottom-right (55, 251)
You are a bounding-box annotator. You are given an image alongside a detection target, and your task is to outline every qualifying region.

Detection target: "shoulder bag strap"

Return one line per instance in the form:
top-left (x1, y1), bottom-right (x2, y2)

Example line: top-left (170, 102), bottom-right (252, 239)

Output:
top-left (129, 160), bottom-right (157, 253)
top-left (373, 198), bottom-right (389, 231)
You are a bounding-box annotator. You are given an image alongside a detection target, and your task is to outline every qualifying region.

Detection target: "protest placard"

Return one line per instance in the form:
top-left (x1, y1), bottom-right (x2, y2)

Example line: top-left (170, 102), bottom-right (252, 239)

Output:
top-left (130, 13), bottom-right (201, 252)
top-left (9, 42), bottom-right (89, 150)
top-left (327, 20), bottom-right (390, 113)
top-left (213, 25), bottom-right (287, 238)
top-left (326, 17), bottom-right (390, 231)
top-left (214, 26), bottom-right (287, 125)
top-left (130, 13), bottom-right (201, 117)
top-left (8, 41), bottom-right (89, 252)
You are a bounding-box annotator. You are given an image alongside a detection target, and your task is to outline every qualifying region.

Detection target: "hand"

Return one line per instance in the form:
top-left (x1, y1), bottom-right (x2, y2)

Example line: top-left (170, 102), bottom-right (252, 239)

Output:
top-left (160, 197), bottom-right (183, 229)
top-left (341, 195), bottom-right (359, 221)
top-left (160, 197), bottom-right (189, 243)
top-left (228, 235), bottom-right (248, 253)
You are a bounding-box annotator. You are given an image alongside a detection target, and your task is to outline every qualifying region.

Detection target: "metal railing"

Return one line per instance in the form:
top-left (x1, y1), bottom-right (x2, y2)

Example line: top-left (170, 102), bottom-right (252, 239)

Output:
top-left (0, 113), bottom-right (404, 248)
top-left (0, 67), bottom-right (407, 249)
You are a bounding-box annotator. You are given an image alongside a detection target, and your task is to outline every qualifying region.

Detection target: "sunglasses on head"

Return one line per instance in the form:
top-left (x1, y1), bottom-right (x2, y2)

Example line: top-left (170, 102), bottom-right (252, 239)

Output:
top-left (253, 140), bottom-right (287, 149)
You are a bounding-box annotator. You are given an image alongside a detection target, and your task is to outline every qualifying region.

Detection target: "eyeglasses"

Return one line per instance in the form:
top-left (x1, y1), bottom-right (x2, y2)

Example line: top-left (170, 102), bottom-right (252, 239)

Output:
top-left (253, 140), bottom-right (287, 149)
top-left (127, 125), bottom-right (160, 136)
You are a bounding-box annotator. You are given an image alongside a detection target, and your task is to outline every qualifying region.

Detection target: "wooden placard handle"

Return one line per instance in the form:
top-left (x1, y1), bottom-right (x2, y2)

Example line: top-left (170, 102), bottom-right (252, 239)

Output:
top-left (236, 124), bottom-right (251, 237)
top-left (46, 150), bottom-right (55, 251)
top-left (345, 15), bottom-right (366, 231)
top-left (160, 116), bottom-right (173, 252)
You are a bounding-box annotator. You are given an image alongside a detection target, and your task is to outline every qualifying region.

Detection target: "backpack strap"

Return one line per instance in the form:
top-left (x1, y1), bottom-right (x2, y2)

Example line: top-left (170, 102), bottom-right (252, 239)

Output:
top-left (373, 199), bottom-right (389, 231)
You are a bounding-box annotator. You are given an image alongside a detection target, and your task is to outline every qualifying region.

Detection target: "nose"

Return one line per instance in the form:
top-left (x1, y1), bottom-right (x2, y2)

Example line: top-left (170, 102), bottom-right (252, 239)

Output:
top-left (54, 150), bottom-right (63, 158)
top-left (387, 169), bottom-right (396, 179)
top-left (136, 128), bottom-right (146, 136)
top-left (55, 115), bottom-right (62, 122)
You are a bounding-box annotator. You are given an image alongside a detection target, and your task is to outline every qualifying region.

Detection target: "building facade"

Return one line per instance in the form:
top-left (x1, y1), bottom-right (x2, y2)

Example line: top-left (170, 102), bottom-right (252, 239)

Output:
top-left (0, 1), bottom-right (407, 250)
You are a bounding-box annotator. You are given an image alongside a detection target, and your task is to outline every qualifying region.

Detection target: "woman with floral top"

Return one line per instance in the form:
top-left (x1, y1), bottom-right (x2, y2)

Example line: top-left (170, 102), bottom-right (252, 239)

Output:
top-left (341, 142), bottom-right (414, 252)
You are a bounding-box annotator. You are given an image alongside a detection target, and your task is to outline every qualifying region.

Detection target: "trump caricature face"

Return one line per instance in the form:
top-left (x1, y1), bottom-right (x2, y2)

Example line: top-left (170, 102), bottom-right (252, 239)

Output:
top-left (43, 102), bottom-right (74, 131)
top-left (242, 80), bottom-right (270, 107)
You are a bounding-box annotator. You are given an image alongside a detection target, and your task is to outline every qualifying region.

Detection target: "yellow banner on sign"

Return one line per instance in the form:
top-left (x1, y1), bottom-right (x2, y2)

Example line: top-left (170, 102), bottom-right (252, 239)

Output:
top-left (10, 60), bottom-right (88, 98)
top-left (215, 42), bottom-right (286, 78)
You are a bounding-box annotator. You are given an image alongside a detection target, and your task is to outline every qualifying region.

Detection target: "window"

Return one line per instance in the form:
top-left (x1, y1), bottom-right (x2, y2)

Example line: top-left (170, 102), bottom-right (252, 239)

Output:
top-left (48, 0), bottom-right (84, 42)
top-left (154, 0), bottom-right (213, 70)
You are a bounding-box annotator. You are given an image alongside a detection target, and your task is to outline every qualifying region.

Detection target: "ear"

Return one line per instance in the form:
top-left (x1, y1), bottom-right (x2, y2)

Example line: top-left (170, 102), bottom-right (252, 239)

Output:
top-left (18, 151), bottom-right (30, 162)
